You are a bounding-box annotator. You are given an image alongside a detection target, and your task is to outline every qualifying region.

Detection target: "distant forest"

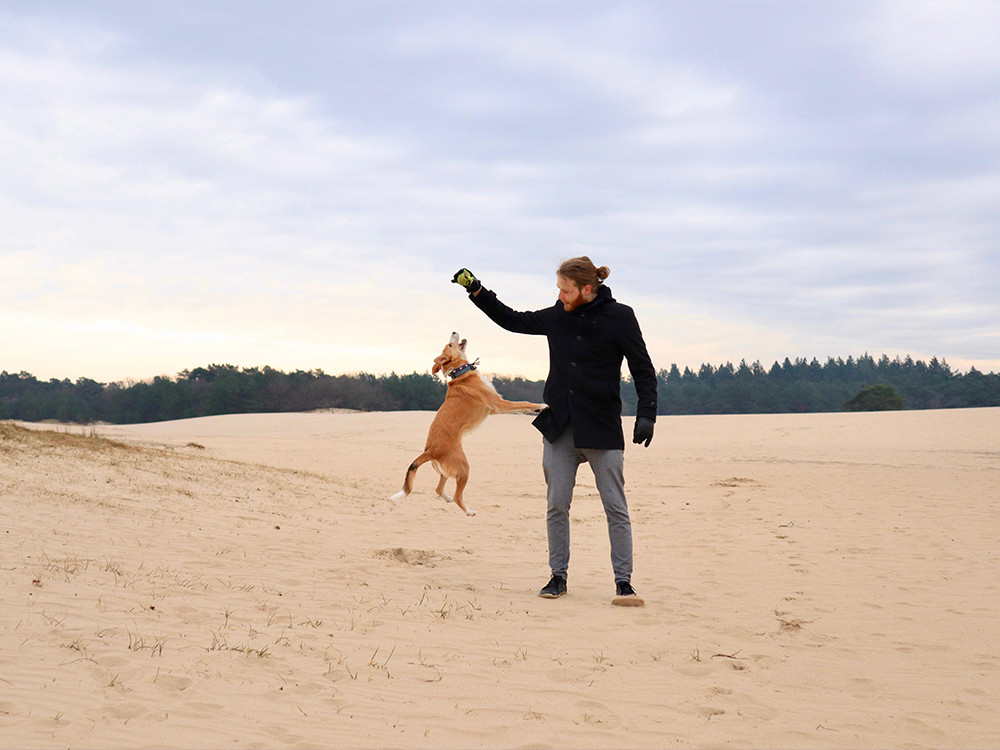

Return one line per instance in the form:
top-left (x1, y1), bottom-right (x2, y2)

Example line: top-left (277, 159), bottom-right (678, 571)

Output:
top-left (1, 354), bottom-right (998, 425)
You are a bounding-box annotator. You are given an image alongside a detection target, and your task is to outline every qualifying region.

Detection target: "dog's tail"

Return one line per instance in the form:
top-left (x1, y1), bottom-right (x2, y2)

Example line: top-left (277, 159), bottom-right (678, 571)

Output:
top-left (399, 452), bottom-right (433, 496)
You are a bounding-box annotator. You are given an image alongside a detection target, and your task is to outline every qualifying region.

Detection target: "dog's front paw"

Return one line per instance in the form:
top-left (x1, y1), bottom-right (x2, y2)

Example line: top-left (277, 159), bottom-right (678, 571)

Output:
top-left (531, 404), bottom-right (546, 414)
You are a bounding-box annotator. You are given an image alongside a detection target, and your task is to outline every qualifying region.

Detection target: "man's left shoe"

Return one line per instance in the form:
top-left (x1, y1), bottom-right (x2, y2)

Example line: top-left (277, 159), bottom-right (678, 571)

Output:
top-left (612, 580), bottom-right (645, 607)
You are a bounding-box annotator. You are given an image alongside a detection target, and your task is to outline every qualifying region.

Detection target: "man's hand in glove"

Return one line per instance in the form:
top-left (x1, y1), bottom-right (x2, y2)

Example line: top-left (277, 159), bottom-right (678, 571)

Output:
top-left (451, 268), bottom-right (481, 295)
top-left (632, 417), bottom-right (655, 447)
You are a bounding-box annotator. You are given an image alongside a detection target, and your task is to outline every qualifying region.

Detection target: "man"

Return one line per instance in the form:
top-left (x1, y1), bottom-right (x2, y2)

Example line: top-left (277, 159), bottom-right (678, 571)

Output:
top-left (452, 258), bottom-right (657, 606)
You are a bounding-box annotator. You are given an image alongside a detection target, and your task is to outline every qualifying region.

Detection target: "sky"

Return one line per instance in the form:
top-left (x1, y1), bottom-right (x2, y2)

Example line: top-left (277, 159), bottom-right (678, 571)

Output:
top-left (2, 1), bottom-right (998, 383)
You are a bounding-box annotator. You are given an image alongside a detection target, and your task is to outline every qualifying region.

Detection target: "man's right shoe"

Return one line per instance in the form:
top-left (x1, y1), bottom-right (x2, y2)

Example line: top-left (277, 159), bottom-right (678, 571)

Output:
top-left (538, 574), bottom-right (567, 599)
top-left (612, 579), bottom-right (645, 607)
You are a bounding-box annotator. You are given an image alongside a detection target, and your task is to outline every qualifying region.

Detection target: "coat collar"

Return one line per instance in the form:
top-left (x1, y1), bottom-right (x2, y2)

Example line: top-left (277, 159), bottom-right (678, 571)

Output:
top-left (568, 284), bottom-right (613, 314)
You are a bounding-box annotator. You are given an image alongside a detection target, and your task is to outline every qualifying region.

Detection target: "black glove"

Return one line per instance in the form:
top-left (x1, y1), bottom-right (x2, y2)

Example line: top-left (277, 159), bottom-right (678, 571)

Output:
top-left (451, 268), bottom-right (482, 294)
top-left (632, 417), bottom-right (654, 447)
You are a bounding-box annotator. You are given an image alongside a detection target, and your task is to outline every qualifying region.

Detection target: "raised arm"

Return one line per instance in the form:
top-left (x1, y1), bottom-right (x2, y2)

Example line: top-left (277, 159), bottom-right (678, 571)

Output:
top-left (452, 268), bottom-right (551, 336)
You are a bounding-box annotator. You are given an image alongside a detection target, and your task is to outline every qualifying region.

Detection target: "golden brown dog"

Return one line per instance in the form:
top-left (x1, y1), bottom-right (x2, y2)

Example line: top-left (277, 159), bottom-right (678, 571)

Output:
top-left (389, 332), bottom-right (546, 516)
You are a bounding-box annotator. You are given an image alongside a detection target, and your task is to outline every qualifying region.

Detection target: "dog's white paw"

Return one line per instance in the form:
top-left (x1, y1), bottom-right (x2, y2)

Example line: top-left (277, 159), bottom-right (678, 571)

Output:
top-left (465, 508), bottom-right (477, 517)
top-left (388, 490), bottom-right (406, 503)
top-left (438, 492), bottom-right (454, 503)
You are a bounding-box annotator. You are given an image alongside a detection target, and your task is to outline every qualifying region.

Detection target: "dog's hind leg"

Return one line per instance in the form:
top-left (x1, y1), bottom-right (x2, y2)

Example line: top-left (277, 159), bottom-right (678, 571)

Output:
top-left (434, 472), bottom-right (453, 503)
top-left (432, 453), bottom-right (475, 516)
top-left (450, 460), bottom-right (476, 517)
top-left (452, 472), bottom-right (474, 516)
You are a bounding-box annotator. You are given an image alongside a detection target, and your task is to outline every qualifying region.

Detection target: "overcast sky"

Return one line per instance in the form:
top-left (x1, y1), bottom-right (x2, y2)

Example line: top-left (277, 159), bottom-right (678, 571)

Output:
top-left (2, 1), bottom-right (998, 383)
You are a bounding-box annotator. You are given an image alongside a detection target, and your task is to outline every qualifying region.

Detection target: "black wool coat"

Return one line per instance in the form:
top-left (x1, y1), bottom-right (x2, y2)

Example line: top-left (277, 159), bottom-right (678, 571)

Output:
top-left (470, 284), bottom-right (658, 450)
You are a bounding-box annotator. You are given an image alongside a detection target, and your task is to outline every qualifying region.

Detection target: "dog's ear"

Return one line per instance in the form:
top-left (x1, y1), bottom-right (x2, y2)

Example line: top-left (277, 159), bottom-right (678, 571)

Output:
top-left (432, 355), bottom-right (446, 375)
top-left (459, 338), bottom-right (468, 352)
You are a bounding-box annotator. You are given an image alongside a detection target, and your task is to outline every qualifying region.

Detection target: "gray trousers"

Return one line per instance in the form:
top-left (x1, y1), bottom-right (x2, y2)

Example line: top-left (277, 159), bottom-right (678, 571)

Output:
top-left (542, 427), bottom-right (633, 582)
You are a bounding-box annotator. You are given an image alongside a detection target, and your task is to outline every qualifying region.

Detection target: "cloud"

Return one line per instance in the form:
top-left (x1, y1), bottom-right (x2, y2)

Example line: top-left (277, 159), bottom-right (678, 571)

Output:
top-left (858, 0), bottom-right (1000, 87)
top-left (1, 2), bottom-right (999, 383)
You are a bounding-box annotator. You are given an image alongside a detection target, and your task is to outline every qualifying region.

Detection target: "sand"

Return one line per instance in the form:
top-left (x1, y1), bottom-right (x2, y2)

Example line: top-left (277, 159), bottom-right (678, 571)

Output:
top-left (2, 407), bottom-right (999, 749)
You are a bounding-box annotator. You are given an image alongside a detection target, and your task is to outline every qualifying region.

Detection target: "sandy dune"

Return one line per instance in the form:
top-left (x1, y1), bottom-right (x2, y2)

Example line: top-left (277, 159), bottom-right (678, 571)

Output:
top-left (2, 407), bottom-right (999, 749)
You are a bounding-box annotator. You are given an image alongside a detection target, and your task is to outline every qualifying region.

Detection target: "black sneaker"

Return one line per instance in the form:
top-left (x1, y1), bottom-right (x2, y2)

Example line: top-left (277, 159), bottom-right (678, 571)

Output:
top-left (612, 580), bottom-right (645, 607)
top-left (538, 574), bottom-right (567, 599)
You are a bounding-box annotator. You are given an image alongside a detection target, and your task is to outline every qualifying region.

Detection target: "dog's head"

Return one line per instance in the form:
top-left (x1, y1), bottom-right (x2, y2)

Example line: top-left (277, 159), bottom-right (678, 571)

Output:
top-left (432, 332), bottom-right (468, 376)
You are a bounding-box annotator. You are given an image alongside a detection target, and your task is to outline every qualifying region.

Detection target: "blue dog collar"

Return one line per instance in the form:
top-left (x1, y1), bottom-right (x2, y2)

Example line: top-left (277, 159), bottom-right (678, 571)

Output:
top-left (448, 359), bottom-right (480, 379)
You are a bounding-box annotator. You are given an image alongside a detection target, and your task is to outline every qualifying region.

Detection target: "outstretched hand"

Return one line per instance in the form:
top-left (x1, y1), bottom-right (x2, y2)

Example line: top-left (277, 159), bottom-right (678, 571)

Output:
top-left (451, 268), bottom-right (481, 294)
top-left (632, 417), bottom-right (655, 447)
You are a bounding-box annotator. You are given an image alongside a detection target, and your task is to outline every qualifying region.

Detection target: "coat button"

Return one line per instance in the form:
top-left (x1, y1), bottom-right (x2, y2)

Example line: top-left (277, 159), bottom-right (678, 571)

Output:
top-left (576, 336), bottom-right (582, 341)
top-left (571, 362), bottom-right (577, 368)
top-left (568, 390), bottom-right (575, 396)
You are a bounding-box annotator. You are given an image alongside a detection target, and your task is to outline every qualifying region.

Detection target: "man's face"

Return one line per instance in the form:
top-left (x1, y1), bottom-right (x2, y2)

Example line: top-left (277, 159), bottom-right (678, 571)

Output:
top-left (557, 275), bottom-right (593, 312)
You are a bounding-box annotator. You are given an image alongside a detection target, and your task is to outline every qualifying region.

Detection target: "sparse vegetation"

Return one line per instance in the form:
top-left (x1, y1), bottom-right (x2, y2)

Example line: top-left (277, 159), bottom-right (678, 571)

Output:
top-left (0, 421), bottom-right (136, 452)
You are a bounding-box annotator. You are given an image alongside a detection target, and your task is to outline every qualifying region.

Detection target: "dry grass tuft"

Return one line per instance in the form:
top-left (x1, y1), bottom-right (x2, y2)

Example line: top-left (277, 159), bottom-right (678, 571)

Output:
top-left (0, 421), bottom-right (138, 454)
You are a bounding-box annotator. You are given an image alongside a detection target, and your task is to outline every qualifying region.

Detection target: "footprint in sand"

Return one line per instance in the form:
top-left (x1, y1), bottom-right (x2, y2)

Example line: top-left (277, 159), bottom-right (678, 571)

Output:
top-left (374, 547), bottom-right (444, 566)
top-left (154, 674), bottom-right (193, 692)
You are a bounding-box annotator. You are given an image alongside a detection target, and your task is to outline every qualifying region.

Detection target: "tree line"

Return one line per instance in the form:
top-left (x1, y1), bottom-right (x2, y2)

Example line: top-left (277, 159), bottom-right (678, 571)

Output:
top-left (632, 354), bottom-right (999, 415)
top-left (1, 354), bottom-right (997, 425)
top-left (0, 365), bottom-right (542, 424)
